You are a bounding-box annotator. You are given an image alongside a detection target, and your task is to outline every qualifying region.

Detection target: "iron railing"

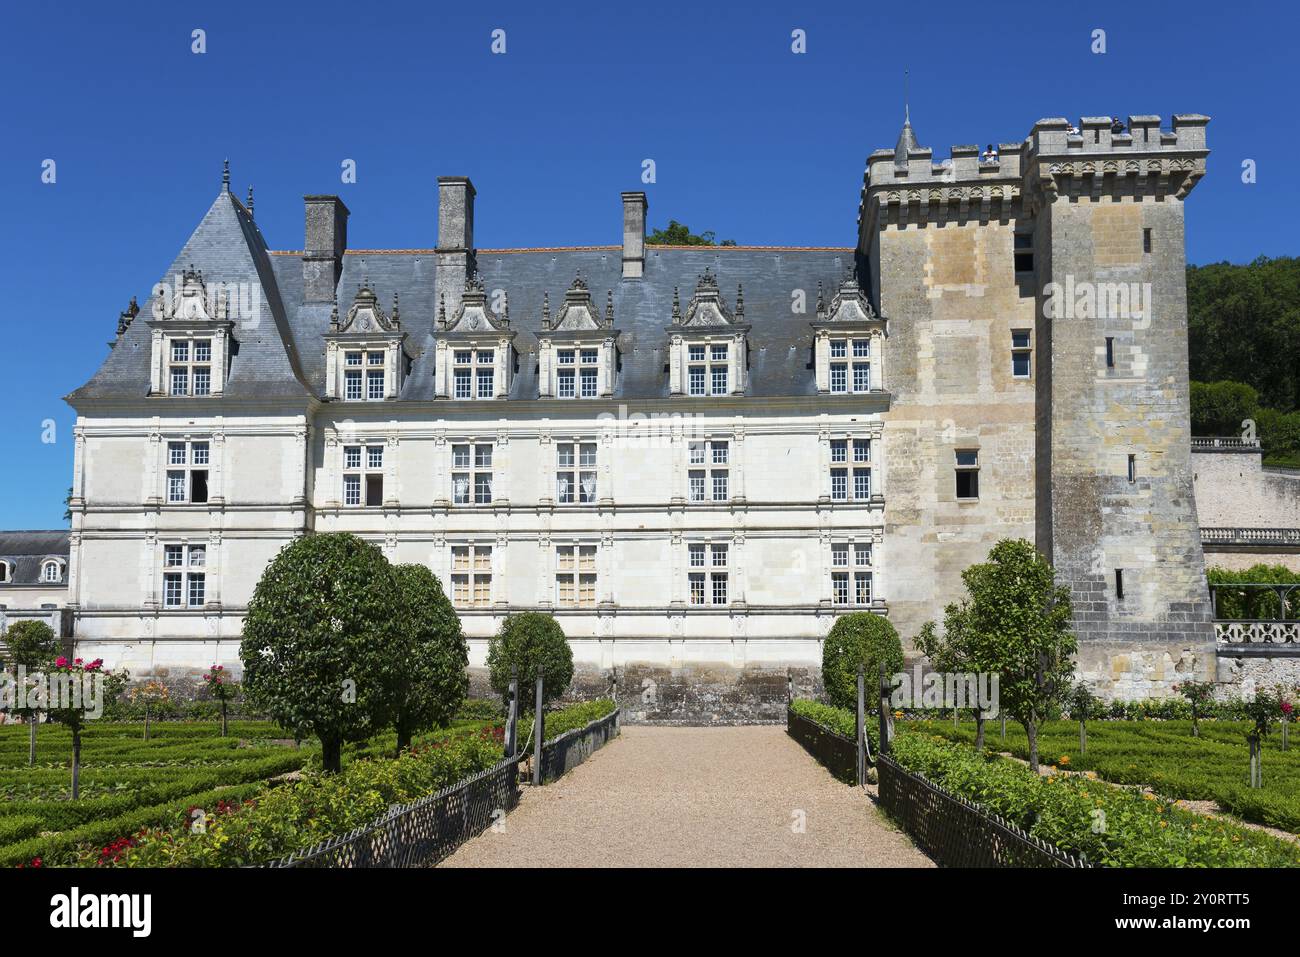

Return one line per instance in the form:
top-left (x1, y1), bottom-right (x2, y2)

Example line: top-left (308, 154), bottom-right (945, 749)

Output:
top-left (537, 708), bottom-right (620, 784)
top-left (262, 754), bottom-right (521, 868)
top-left (786, 707), bottom-right (858, 783)
top-left (876, 754), bottom-right (1091, 868)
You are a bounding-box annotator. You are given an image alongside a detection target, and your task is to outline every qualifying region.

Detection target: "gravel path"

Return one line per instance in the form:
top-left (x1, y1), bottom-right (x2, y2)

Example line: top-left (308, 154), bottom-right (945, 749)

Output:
top-left (441, 725), bottom-right (933, 868)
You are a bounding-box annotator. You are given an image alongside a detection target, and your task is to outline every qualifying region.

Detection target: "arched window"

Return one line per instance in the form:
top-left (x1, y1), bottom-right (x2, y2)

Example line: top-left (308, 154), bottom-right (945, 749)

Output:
top-left (41, 560), bottom-right (63, 583)
top-left (0, 560), bottom-right (10, 583)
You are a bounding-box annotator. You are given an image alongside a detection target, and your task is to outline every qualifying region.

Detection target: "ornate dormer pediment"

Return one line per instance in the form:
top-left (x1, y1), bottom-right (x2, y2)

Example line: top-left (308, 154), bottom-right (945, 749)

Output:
top-left (440, 273), bottom-right (511, 335)
top-left (542, 274), bottom-right (612, 333)
top-left (332, 282), bottom-right (400, 335)
top-left (152, 266), bottom-right (230, 322)
top-left (671, 269), bottom-right (747, 329)
top-left (815, 272), bottom-right (879, 326)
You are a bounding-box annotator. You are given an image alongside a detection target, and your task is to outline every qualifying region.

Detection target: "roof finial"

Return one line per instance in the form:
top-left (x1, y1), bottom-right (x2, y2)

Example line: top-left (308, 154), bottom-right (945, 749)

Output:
top-left (392, 291), bottom-right (400, 325)
top-left (329, 290), bottom-right (340, 332)
top-left (246, 185), bottom-right (254, 220)
top-left (735, 283), bottom-right (744, 320)
top-left (671, 286), bottom-right (682, 323)
top-left (222, 159), bottom-right (230, 192)
top-left (904, 68), bottom-right (910, 126)
top-left (541, 291), bottom-right (551, 330)
top-left (438, 292), bottom-right (447, 329)
top-left (605, 289), bottom-right (614, 326)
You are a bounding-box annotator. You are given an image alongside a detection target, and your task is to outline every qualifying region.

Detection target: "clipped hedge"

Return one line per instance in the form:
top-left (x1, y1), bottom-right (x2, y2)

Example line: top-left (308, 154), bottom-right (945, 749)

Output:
top-left (520, 698), bottom-right (615, 747)
top-left (890, 732), bottom-right (1300, 868)
top-left (821, 613), bottom-right (904, 710)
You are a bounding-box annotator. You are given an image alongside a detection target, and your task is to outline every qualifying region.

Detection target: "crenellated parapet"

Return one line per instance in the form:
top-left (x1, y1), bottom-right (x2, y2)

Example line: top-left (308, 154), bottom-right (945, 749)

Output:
top-left (859, 114), bottom-right (1209, 240)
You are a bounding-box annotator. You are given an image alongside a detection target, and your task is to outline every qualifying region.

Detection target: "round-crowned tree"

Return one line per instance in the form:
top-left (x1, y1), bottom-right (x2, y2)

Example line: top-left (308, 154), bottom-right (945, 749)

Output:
top-left (239, 533), bottom-right (403, 772)
top-left (2, 620), bottom-right (60, 766)
top-left (487, 613), bottom-right (574, 712)
top-left (821, 612), bottom-right (905, 710)
top-left (390, 564), bottom-right (469, 751)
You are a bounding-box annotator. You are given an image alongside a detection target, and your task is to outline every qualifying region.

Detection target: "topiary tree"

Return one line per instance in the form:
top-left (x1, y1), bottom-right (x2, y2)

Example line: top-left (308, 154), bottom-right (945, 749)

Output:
top-left (202, 665), bottom-right (238, 737)
top-left (952, 538), bottom-right (1077, 771)
top-left (45, 656), bottom-right (111, 800)
top-left (1175, 680), bottom-right (1216, 738)
top-left (1, 620), bottom-right (60, 765)
top-left (1070, 682), bottom-right (1100, 755)
top-left (821, 612), bottom-right (904, 711)
top-left (239, 533), bottom-right (404, 772)
top-left (390, 564), bottom-right (469, 752)
top-left (130, 680), bottom-right (171, 741)
top-left (487, 613), bottom-right (574, 713)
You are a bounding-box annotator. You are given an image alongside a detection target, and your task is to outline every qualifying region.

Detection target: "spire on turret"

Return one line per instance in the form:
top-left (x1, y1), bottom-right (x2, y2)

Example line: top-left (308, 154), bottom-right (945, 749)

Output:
top-left (222, 159), bottom-right (230, 192)
top-left (894, 70), bottom-right (919, 168)
top-left (246, 185), bottom-right (254, 221)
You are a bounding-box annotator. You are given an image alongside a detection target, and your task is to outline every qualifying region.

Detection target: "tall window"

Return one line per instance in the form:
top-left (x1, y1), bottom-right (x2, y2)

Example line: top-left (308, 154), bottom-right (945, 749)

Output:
top-left (1014, 233), bottom-right (1034, 273)
top-left (829, 339), bottom-right (872, 394)
top-left (556, 545), bottom-right (597, 607)
top-left (831, 543), bottom-right (873, 606)
top-left (162, 544), bottom-right (206, 608)
top-left (453, 348), bottom-right (495, 399)
top-left (688, 343), bottom-right (729, 396)
top-left (343, 350), bottom-right (387, 401)
top-left (168, 339), bottom-right (213, 397)
top-left (1011, 330), bottom-right (1032, 378)
top-left (830, 439), bottom-right (871, 501)
top-left (166, 440), bottom-right (209, 504)
top-left (955, 449), bottom-right (980, 500)
top-left (557, 349), bottom-right (600, 399)
top-left (688, 543), bottom-right (729, 605)
top-left (343, 444), bottom-right (384, 507)
top-left (451, 546), bottom-right (492, 607)
top-left (452, 444), bottom-right (493, 505)
top-left (557, 442), bottom-right (597, 504)
top-left (688, 440), bottom-right (729, 503)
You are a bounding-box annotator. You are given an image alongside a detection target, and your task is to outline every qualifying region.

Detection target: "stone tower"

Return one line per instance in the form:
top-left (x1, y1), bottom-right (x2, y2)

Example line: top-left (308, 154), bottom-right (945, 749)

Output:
top-left (1026, 115), bottom-right (1215, 695)
top-left (861, 113), bottom-right (1215, 697)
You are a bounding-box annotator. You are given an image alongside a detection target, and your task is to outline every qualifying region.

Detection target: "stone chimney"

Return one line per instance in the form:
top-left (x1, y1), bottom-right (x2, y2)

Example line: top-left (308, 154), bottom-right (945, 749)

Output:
top-left (302, 196), bottom-right (349, 304)
top-left (436, 177), bottom-right (477, 315)
top-left (621, 191), bottom-right (647, 279)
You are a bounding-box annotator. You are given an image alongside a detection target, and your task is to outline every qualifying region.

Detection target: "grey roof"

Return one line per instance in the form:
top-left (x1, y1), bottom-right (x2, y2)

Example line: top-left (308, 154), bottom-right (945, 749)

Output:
top-left (894, 117), bottom-right (920, 167)
top-left (0, 531), bottom-right (70, 587)
top-left (72, 186), bottom-right (864, 405)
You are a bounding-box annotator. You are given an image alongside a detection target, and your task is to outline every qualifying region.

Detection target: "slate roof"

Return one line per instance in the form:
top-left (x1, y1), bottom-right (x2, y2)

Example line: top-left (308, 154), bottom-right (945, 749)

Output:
top-left (0, 531), bottom-right (70, 587)
top-left (70, 186), bottom-right (867, 405)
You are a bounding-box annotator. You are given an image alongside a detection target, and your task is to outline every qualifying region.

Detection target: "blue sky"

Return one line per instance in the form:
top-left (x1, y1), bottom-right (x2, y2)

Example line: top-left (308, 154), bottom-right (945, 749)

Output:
top-left (0, 0), bottom-right (1294, 528)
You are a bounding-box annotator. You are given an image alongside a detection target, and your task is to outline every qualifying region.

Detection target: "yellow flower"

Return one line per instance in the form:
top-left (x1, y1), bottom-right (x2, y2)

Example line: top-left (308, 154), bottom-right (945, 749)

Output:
top-left (894, 710), bottom-right (904, 719)
top-left (1059, 755), bottom-right (1071, 765)
top-left (1159, 820), bottom-right (1168, 828)
top-left (1085, 771), bottom-right (1098, 780)
top-left (1143, 792), bottom-right (1156, 801)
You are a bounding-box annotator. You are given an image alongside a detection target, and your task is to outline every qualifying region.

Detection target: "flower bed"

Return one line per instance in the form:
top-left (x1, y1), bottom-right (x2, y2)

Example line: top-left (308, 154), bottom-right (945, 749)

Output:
top-left (889, 732), bottom-right (1300, 867)
top-left (917, 717), bottom-right (1300, 834)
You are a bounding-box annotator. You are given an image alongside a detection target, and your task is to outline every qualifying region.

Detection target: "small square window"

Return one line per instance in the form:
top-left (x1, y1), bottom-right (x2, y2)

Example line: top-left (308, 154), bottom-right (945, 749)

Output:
top-left (688, 345), bottom-right (705, 362)
top-left (711, 344), bottom-right (728, 362)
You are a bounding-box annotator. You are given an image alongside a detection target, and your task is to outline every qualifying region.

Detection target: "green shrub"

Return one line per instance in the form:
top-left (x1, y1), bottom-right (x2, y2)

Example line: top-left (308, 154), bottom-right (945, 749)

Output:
top-left (458, 698), bottom-right (504, 721)
top-left (487, 613), bottom-right (574, 712)
top-left (821, 613), bottom-right (904, 710)
top-left (240, 533), bottom-right (406, 772)
top-left (520, 698), bottom-right (615, 746)
top-left (891, 731), bottom-right (1300, 867)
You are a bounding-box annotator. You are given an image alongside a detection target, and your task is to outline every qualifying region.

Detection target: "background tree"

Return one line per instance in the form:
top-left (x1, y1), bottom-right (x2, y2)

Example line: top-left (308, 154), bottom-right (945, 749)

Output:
top-left (487, 613), bottom-right (574, 713)
top-left (1069, 682), bottom-right (1100, 754)
top-left (914, 619), bottom-right (989, 748)
top-left (390, 564), bottom-right (469, 752)
top-left (203, 665), bottom-right (237, 737)
top-left (821, 612), bottom-right (904, 711)
top-left (239, 533), bottom-right (404, 772)
top-left (129, 680), bottom-right (171, 740)
top-left (2, 620), bottom-right (60, 765)
top-left (951, 538), bottom-right (1077, 771)
top-left (1175, 679), bottom-right (1216, 737)
top-left (646, 220), bottom-right (737, 247)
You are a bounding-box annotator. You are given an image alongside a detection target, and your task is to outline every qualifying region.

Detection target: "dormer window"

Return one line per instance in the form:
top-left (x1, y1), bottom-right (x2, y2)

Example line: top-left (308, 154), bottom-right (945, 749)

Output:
top-left (435, 275), bottom-right (516, 400)
top-left (326, 284), bottom-right (408, 402)
top-left (537, 276), bottom-right (618, 400)
top-left (41, 560), bottom-right (63, 584)
top-left (812, 272), bottom-right (886, 394)
top-left (668, 271), bottom-right (749, 398)
top-left (148, 266), bottom-right (233, 398)
top-left (0, 560), bottom-right (10, 583)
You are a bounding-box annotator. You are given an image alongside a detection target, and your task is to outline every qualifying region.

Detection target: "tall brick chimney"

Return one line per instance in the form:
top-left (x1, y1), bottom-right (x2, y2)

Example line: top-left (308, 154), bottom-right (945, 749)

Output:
top-left (436, 177), bottom-right (477, 315)
top-left (302, 195), bottom-right (349, 304)
top-left (622, 191), bottom-right (647, 279)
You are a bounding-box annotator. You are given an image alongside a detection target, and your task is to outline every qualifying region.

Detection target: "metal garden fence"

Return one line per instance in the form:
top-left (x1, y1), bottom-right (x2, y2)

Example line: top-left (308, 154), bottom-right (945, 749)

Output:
top-left (262, 754), bottom-right (521, 868)
top-left (786, 707), bottom-right (857, 783)
top-left (875, 754), bottom-right (1091, 868)
top-left (538, 707), bottom-right (621, 783)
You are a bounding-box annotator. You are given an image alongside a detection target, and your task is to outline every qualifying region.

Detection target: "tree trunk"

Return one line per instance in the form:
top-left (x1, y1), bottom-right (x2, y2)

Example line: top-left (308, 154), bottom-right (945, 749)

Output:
top-left (28, 718), bottom-right (37, 766)
top-left (973, 714), bottom-right (985, 751)
top-left (71, 729), bottom-right (82, 801)
top-left (321, 735), bottom-right (342, 774)
top-left (1080, 719), bottom-right (1087, 755)
top-left (1192, 713), bottom-right (1199, 738)
top-left (144, 704), bottom-right (150, 741)
top-left (396, 725), bottom-right (411, 754)
top-left (220, 699), bottom-right (228, 738)
top-left (1025, 722), bottom-right (1039, 773)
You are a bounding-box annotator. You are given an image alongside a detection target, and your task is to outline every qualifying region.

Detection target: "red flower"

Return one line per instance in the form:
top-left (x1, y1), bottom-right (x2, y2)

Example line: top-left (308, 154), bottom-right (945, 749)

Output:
top-left (55, 656), bottom-right (68, 668)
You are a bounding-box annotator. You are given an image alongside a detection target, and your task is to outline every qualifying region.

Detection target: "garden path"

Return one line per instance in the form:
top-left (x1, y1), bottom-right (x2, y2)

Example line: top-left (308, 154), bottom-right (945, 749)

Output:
top-left (441, 725), bottom-right (932, 867)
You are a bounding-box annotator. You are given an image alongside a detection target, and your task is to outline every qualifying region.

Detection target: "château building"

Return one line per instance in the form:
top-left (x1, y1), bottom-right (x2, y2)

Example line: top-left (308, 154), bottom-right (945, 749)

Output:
top-left (60, 113), bottom-right (1219, 718)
